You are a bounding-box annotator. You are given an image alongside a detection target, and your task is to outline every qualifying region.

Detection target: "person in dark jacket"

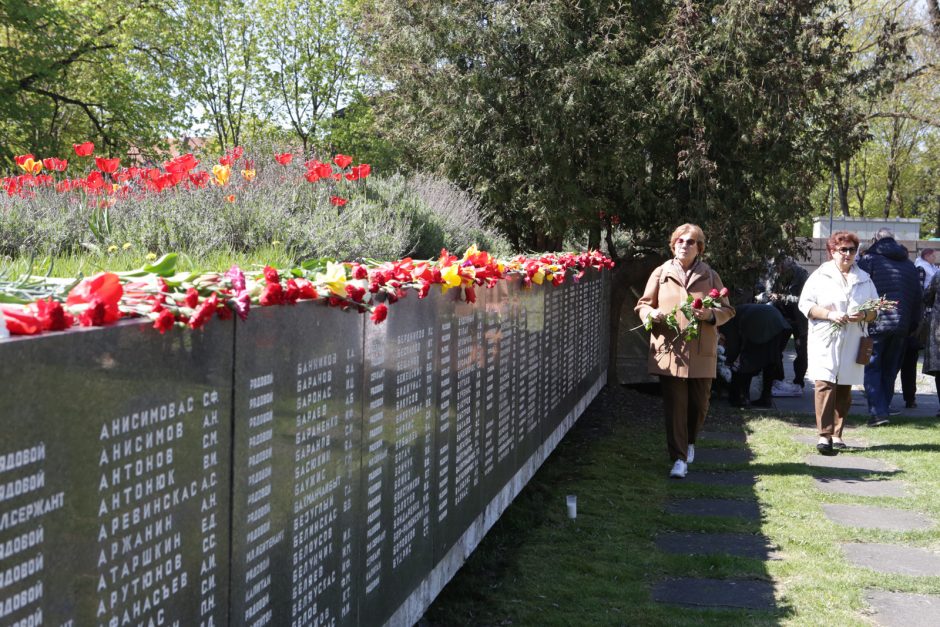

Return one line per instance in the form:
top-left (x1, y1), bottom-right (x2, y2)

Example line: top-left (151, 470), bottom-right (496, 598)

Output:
top-left (755, 256), bottom-right (809, 387)
top-left (856, 228), bottom-right (923, 426)
top-left (722, 303), bottom-right (791, 408)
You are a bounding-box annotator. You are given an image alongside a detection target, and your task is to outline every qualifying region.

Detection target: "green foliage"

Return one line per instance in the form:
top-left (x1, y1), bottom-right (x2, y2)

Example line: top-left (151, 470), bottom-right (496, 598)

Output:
top-left (0, 0), bottom-right (184, 162)
top-left (364, 0), bottom-right (909, 288)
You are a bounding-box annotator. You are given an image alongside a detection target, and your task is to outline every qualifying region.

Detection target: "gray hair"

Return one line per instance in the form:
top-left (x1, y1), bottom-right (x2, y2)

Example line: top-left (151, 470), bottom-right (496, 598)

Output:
top-left (874, 227), bottom-right (895, 240)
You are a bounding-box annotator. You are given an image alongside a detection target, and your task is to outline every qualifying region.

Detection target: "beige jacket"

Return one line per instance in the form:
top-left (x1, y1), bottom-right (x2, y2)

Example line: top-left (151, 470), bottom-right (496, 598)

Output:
top-left (635, 259), bottom-right (735, 378)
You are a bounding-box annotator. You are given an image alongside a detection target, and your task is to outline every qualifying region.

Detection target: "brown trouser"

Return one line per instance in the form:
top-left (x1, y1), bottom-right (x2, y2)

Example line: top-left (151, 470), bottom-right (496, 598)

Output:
top-left (660, 376), bottom-right (712, 462)
top-left (814, 380), bottom-right (852, 438)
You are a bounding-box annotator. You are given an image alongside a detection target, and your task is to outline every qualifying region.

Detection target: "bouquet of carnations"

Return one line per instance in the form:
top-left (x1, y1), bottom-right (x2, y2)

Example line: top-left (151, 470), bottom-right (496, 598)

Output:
top-left (823, 295), bottom-right (898, 344)
top-left (641, 287), bottom-right (729, 343)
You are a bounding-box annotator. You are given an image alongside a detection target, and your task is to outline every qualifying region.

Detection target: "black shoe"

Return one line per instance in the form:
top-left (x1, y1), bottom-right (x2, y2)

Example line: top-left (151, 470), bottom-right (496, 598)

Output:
top-left (751, 398), bottom-right (773, 409)
top-left (905, 400), bottom-right (917, 408)
top-left (816, 440), bottom-right (836, 456)
top-left (831, 439), bottom-right (847, 450)
top-left (868, 416), bottom-right (890, 427)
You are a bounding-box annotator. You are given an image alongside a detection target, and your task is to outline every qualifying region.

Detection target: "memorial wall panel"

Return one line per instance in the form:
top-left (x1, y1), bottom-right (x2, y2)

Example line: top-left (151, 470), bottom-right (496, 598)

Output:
top-left (478, 281), bottom-right (518, 505)
top-left (0, 321), bottom-right (233, 626)
top-left (513, 279), bottom-right (545, 469)
top-left (0, 270), bottom-right (610, 627)
top-left (230, 302), bottom-right (361, 627)
top-left (359, 292), bottom-right (436, 625)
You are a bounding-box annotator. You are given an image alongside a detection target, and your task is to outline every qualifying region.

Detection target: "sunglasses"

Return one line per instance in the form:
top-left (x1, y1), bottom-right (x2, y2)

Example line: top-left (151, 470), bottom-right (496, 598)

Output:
top-left (837, 246), bottom-right (857, 254)
top-left (675, 237), bottom-right (698, 247)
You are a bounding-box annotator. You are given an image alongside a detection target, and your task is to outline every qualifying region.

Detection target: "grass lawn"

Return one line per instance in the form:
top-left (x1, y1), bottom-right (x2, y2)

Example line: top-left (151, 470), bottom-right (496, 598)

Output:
top-left (421, 384), bottom-right (940, 626)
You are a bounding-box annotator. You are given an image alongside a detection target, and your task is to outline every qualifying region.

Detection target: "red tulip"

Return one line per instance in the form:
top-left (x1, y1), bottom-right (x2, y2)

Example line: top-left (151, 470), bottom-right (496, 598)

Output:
top-left (333, 154), bottom-right (352, 169)
top-left (39, 157), bottom-right (67, 172)
top-left (330, 196), bottom-right (348, 207)
top-left (304, 170), bottom-right (321, 183)
top-left (95, 157), bottom-right (120, 174)
top-left (274, 152), bottom-right (293, 165)
top-left (353, 163), bottom-right (371, 179)
top-left (0, 305), bottom-right (43, 335)
top-left (66, 272), bottom-right (123, 326)
top-left (13, 154), bottom-right (35, 166)
top-left (73, 142), bottom-right (94, 157)
top-left (85, 171), bottom-right (105, 190)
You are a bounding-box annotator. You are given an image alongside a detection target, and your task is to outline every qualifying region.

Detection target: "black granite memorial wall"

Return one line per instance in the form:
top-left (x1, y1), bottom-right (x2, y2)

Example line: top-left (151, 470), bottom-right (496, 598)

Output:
top-left (0, 322), bottom-right (233, 626)
top-left (0, 270), bottom-right (610, 626)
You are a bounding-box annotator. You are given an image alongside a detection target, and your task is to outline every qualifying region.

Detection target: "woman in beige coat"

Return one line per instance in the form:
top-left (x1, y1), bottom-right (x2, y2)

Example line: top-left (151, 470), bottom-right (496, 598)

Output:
top-left (636, 224), bottom-right (735, 478)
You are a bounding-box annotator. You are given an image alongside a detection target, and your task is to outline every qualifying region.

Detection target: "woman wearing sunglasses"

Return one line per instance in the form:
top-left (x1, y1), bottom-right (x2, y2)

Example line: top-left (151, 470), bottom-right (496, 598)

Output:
top-left (636, 223), bottom-right (735, 478)
top-left (798, 231), bottom-right (878, 455)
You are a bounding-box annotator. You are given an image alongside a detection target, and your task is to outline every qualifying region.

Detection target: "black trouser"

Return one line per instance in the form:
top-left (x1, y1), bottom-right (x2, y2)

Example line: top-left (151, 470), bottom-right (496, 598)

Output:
top-left (900, 335), bottom-right (920, 405)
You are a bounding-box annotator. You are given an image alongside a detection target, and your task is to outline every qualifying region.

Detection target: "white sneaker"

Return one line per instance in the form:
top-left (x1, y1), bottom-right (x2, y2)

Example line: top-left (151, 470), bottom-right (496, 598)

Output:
top-left (687, 444), bottom-right (695, 464)
top-left (670, 460), bottom-right (688, 478)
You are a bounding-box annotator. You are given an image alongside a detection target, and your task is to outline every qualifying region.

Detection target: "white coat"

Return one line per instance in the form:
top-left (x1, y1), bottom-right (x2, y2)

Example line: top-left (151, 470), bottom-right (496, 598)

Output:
top-left (798, 260), bottom-right (878, 385)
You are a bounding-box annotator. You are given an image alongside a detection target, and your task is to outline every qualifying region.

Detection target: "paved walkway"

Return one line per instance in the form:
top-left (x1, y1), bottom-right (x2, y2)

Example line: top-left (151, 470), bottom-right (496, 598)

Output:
top-left (650, 348), bottom-right (940, 624)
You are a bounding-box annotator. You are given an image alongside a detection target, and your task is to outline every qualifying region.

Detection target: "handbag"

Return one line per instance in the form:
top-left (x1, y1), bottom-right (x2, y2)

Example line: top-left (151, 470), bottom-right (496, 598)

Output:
top-left (856, 334), bottom-right (874, 365)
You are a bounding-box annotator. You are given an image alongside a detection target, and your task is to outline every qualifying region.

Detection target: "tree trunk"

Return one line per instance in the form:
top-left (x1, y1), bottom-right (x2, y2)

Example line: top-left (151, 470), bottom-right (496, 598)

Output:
top-left (834, 160), bottom-right (850, 216)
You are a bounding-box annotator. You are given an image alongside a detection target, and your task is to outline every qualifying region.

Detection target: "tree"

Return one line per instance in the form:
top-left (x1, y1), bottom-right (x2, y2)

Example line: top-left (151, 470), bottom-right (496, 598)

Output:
top-left (168, 0), bottom-right (259, 151)
top-left (0, 0), bottom-right (183, 162)
top-left (365, 0), bottom-right (909, 376)
top-left (256, 0), bottom-right (362, 154)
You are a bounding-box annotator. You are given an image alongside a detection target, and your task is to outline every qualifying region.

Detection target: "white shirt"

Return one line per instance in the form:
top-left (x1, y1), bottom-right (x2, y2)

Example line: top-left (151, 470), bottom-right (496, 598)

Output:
top-left (798, 261), bottom-right (878, 385)
top-left (915, 257), bottom-right (936, 291)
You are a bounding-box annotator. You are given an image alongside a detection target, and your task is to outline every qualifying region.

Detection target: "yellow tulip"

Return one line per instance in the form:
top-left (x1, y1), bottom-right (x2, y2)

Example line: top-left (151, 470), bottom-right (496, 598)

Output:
top-left (462, 244), bottom-right (479, 261)
top-left (242, 169), bottom-right (256, 182)
top-left (532, 270), bottom-right (545, 285)
top-left (316, 261), bottom-right (348, 296)
top-left (212, 164), bottom-right (231, 186)
top-left (440, 264), bottom-right (462, 293)
top-left (19, 158), bottom-right (42, 175)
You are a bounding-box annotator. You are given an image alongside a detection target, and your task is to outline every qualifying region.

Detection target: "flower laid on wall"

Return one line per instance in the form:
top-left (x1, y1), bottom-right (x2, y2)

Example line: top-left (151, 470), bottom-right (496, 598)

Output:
top-left (0, 248), bottom-right (614, 337)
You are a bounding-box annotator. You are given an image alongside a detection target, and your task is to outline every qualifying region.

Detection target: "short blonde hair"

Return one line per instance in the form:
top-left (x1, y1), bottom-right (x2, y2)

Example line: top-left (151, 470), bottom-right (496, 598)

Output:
top-left (669, 223), bottom-right (706, 256)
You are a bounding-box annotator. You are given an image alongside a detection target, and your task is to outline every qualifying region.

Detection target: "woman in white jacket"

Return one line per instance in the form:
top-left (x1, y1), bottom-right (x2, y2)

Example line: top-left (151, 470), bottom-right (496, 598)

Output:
top-left (798, 231), bottom-right (878, 455)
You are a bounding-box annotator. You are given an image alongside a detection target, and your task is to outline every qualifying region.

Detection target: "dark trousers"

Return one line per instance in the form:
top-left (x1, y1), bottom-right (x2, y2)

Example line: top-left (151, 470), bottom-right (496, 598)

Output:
top-left (864, 332), bottom-right (907, 417)
top-left (900, 335), bottom-right (920, 405)
top-left (792, 329), bottom-right (808, 384)
top-left (660, 376), bottom-right (712, 462)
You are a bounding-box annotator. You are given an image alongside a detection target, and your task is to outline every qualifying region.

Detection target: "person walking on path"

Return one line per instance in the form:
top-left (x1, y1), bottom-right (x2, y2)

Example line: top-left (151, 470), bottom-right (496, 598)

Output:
top-left (918, 271), bottom-right (940, 415)
top-left (636, 223), bottom-right (735, 479)
top-left (755, 256), bottom-right (809, 389)
top-left (857, 228), bottom-right (922, 426)
top-left (799, 231), bottom-right (878, 454)
top-left (915, 248), bottom-right (937, 290)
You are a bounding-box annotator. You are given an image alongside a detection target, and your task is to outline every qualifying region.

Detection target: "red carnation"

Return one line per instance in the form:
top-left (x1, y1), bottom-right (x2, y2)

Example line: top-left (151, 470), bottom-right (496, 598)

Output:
top-left (370, 304), bottom-right (388, 324)
top-left (260, 282), bottom-right (284, 306)
top-left (294, 278), bottom-right (317, 300)
top-left (465, 286), bottom-right (476, 304)
top-left (32, 299), bottom-right (72, 331)
top-left (263, 265), bottom-right (280, 284)
top-left (352, 264), bottom-right (368, 279)
top-left (284, 279), bottom-right (301, 304)
top-left (345, 284), bottom-right (366, 303)
top-left (188, 295), bottom-right (218, 329)
top-left (153, 308), bottom-right (175, 333)
top-left (184, 287), bottom-right (199, 309)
